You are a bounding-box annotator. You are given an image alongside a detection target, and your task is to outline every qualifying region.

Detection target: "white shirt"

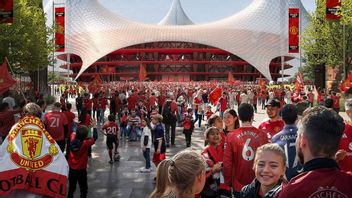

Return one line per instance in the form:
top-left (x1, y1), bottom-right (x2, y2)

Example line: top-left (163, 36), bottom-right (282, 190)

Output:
top-left (141, 127), bottom-right (152, 148)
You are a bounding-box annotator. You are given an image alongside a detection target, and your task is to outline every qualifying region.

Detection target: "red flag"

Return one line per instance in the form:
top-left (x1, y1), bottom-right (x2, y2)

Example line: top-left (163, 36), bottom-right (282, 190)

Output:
top-left (227, 72), bottom-right (236, 84)
top-left (295, 71), bottom-right (304, 92)
top-left (55, 7), bottom-right (65, 52)
top-left (139, 64), bottom-right (147, 81)
top-left (0, 58), bottom-right (17, 95)
top-left (209, 87), bottom-right (222, 105)
top-left (288, 8), bottom-right (299, 53)
top-left (348, 72), bottom-right (352, 82)
top-left (0, 0), bottom-right (13, 24)
top-left (88, 74), bottom-right (102, 93)
top-left (258, 79), bottom-right (266, 89)
top-left (326, 0), bottom-right (341, 20)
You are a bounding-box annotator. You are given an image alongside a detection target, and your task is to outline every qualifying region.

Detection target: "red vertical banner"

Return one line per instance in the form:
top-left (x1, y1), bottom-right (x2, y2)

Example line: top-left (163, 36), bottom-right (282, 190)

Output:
top-left (0, 0), bottom-right (13, 24)
top-left (55, 7), bottom-right (65, 52)
top-left (139, 64), bottom-right (147, 81)
top-left (288, 8), bottom-right (299, 53)
top-left (326, 0), bottom-right (341, 20)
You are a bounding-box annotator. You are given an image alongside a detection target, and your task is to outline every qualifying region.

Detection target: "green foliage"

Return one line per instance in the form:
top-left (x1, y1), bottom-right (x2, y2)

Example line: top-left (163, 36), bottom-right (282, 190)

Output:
top-left (0, 0), bottom-right (54, 73)
top-left (301, 0), bottom-right (352, 81)
top-left (48, 71), bottom-right (67, 83)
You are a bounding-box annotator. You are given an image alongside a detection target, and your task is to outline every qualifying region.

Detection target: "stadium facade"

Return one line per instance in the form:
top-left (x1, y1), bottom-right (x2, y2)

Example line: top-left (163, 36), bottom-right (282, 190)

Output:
top-left (59, 0), bottom-right (309, 82)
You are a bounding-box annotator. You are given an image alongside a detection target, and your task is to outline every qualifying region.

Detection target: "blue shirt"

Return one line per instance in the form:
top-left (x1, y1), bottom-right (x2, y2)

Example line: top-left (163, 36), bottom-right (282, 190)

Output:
top-left (272, 124), bottom-right (302, 180)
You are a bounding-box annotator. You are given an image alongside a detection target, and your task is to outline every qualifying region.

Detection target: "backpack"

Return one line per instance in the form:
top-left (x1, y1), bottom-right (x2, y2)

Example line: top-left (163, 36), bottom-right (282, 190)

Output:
top-left (162, 101), bottom-right (176, 124)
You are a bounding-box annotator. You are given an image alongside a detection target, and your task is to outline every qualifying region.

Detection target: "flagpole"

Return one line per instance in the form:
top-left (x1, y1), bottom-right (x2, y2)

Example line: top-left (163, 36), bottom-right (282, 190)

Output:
top-left (52, 0), bottom-right (55, 96)
top-left (343, 24), bottom-right (346, 80)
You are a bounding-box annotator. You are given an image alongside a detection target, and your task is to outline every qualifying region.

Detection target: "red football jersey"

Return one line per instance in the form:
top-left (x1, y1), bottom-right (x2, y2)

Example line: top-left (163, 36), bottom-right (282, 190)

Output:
top-left (102, 121), bottom-right (119, 136)
top-left (338, 123), bottom-right (352, 172)
top-left (63, 111), bottom-right (76, 137)
top-left (223, 126), bottom-right (269, 192)
top-left (44, 111), bottom-right (68, 141)
top-left (83, 98), bottom-right (92, 110)
top-left (258, 119), bottom-right (285, 139)
top-left (278, 167), bottom-right (352, 198)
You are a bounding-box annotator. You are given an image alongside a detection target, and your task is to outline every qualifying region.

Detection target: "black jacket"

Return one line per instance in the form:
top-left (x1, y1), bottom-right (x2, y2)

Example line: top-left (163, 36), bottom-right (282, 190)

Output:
top-left (239, 179), bottom-right (282, 198)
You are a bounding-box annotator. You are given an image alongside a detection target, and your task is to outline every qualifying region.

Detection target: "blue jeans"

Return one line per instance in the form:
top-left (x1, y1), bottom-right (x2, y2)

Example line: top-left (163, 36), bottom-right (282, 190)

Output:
top-left (143, 148), bottom-right (151, 169)
top-left (194, 111), bottom-right (202, 128)
top-left (126, 125), bottom-right (141, 141)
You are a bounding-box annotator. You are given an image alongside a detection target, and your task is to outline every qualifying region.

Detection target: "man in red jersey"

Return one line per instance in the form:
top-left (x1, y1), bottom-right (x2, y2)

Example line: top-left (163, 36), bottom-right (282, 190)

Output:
top-left (259, 99), bottom-right (284, 139)
top-left (44, 102), bottom-right (68, 152)
top-left (127, 90), bottom-right (138, 111)
top-left (223, 103), bottom-right (268, 197)
top-left (336, 98), bottom-right (352, 172)
top-left (277, 106), bottom-right (352, 197)
top-left (83, 93), bottom-right (92, 116)
top-left (63, 103), bottom-right (76, 157)
top-left (102, 114), bottom-right (119, 163)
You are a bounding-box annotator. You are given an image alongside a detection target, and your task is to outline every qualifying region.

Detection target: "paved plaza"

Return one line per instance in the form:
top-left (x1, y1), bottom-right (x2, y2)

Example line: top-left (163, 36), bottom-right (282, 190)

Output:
top-left (67, 100), bottom-right (347, 198)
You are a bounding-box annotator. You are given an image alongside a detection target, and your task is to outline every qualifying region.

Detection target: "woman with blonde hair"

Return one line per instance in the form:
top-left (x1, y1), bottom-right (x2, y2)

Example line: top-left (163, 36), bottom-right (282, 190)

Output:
top-left (167, 150), bottom-right (206, 198)
top-left (240, 143), bottom-right (287, 198)
top-left (149, 159), bottom-right (174, 198)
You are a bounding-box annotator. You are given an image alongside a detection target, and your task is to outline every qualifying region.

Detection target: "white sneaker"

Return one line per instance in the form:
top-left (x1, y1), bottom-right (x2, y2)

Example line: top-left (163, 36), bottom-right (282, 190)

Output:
top-left (140, 168), bottom-right (151, 173)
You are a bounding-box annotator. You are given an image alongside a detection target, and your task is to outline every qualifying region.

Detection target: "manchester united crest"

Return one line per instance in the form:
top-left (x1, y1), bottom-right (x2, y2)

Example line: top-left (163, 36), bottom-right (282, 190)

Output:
top-left (6, 116), bottom-right (59, 171)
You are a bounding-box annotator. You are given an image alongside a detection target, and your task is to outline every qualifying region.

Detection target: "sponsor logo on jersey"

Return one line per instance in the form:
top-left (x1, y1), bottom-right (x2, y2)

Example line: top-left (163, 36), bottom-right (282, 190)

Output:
top-left (309, 186), bottom-right (347, 198)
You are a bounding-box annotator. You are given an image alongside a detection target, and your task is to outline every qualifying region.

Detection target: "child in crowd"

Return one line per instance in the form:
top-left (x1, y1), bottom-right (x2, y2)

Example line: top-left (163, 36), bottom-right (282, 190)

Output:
top-left (152, 114), bottom-right (166, 168)
top-left (68, 124), bottom-right (96, 198)
top-left (140, 118), bottom-right (152, 173)
top-left (204, 105), bottom-right (214, 126)
top-left (207, 114), bottom-right (225, 147)
top-left (201, 127), bottom-right (231, 198)
top-left (183, 107), bottom-right (194, 147)
top-left (120, 107), bottom-right (129, 139)
top-left (149, 159), bottom-right (174, 198)
top-left (102, 114), bottom-right (120, 164)
top-left (127, 109), bottom-right (142, 141)
top-left (240, 143), bottom-right (287, 197)
top-left (168, 150), bottom-right (206, 198)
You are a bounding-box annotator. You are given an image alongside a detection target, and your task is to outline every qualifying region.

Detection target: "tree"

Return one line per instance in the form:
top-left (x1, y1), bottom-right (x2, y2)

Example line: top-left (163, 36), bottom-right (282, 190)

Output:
top-left (301, 0), bottom-right (352, 86)
top-left (0, 0), bottom-right (54, 92)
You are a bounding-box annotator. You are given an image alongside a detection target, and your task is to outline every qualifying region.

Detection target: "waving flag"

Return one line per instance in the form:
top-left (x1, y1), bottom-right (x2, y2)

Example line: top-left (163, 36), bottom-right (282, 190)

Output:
top-left (0, 58), bottom-right (17, 95)
top-left (88, 74), bottom-right (103, 93)
top-left (0, 116), bottom-right (68, 197)
top-left (209, 87), bottom-right (222, 105)
top-left (295, 71), bottom-right (304, 92)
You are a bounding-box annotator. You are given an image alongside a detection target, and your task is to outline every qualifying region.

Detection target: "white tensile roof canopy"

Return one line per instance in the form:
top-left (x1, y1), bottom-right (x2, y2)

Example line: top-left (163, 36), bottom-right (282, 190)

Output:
top-left (65, 0), bottom-right (309, 81)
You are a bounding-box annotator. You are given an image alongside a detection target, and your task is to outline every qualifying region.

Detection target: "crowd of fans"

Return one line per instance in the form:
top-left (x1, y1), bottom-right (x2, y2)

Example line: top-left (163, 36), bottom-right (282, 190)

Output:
top-left (0, 81), bottom-right (352, 198)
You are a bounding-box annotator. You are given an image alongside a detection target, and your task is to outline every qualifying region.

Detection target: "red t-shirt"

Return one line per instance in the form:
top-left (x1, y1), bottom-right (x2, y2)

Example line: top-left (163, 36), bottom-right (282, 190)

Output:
top-left (219, 97), bottom-right (228, 112)
top-left (102, 121), bottom-right (119, 136)
top-left (63, 111), bottom-right (76, 137)
top-left (44, 111), bottom-right (68, 141)
top-left (83, 98), bottom-right (92, 110)
top-left (223, 126), bottom-right (269, 192)
top-left (99, 98), bottom-right (107, 110)
top-left (338, 123), bottom-right (352, 172)
top-left (68, 133), bottom-right (95, 170)
top-left (331, 95), bottom-right (341, 109)
top-left (194, 97), bottom-right (202, 111)
top-left (127, 94), bottom-right (138, 110)
top-left (278, 167), bottom-right (352, 198)
top-left (258, 119), bottom-right (285, 139)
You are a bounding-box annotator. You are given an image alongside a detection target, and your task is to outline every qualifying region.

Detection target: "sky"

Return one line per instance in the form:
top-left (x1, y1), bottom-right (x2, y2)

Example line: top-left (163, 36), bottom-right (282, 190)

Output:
top-left (98, 0), bottom-right (317, 24)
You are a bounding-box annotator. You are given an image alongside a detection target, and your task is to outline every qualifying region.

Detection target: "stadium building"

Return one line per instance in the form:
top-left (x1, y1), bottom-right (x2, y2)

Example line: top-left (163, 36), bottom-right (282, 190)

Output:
top-left (58, 0), bottom-right (309, 82)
